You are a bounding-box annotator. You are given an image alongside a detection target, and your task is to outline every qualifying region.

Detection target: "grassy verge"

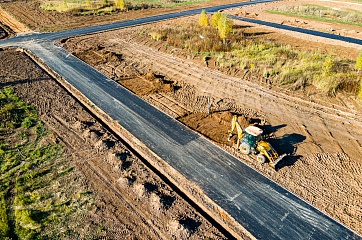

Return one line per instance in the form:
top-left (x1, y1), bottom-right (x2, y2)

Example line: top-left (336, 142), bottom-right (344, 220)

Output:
top-left (267, 4), bottom-right (362, 27)
top-left (40, 0), bottom-right (209, 15)
top-left (0, 87), bottom-right (94, 239)
top-left (144, 20), bottom-right (362, 97)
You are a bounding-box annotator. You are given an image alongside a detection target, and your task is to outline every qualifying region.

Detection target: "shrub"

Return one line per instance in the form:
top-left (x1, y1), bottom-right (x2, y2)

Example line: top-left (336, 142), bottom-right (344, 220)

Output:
top-left (150, 30), bottom-right (166, 41)
top-left (199, 10), bottom-right (209, 27)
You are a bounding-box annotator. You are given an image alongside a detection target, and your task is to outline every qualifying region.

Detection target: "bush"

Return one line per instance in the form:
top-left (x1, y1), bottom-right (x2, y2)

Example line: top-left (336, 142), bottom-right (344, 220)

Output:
top-left (322, 54), bottom-right (335, 76)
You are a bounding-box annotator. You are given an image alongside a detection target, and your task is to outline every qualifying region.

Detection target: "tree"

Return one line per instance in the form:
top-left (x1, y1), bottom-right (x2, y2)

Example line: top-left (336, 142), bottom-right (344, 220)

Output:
top-left (211, 12), bottom-right (222, 27)
top-left (115, 0), bottom-right (126, 10)
top-left (355, 50), bottom-right (362, 73)
top-left (217, 14), bottom-right (233, 42)
top-left (199, 10), bottom-right (208, 27)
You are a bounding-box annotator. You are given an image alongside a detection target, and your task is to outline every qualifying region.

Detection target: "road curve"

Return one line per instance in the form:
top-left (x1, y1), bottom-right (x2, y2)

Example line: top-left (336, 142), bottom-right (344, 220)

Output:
top-left (0, 0), bottom-right (361, 238)
top-left (24, 41), bottom-right (360, 239)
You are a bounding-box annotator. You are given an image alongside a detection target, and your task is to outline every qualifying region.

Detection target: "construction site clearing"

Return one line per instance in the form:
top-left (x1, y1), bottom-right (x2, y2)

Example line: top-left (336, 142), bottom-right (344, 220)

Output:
top-left (1, 0), bottom-right (362, 238)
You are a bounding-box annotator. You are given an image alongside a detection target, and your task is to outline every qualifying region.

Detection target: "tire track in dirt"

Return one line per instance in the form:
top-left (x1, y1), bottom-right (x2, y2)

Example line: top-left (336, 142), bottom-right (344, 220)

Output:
top-left (107, 36), bottom-right (362, 161)
top-left (115, 36), bottom-right (362, 144)
top-left (108, 37), bottom-right (362, 126)
top-left (62, 31), bottom-right (362, 234)
top-left (1, 49), bottom-right (232, 239)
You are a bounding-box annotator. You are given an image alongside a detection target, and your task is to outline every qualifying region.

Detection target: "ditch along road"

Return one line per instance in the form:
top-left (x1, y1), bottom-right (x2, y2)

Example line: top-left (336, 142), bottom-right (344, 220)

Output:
top-left (1, 1), bottom-right (362, 239)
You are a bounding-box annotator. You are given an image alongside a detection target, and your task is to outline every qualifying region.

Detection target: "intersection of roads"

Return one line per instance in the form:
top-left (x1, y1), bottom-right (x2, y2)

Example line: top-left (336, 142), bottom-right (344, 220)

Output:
top-left (1, 1), bottom-right (361, 239)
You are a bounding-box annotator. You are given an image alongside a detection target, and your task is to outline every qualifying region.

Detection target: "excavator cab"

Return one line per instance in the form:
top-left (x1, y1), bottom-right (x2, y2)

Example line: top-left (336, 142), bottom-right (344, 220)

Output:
top-left (241, 126), bottom-right (263, 153)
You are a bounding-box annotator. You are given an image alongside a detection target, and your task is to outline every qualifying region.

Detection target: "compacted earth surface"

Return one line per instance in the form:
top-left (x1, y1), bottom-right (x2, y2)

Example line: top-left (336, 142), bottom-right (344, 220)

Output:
top-left (1, 0), bottom-right (362, 238)
top-left (0, 48), bottom-right (230, 239)
top-left (60, 0), bottom-right (362, 235)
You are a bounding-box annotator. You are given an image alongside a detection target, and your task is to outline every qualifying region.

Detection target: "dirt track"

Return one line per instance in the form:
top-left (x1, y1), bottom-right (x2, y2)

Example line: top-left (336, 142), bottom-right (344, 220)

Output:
top-left (61, 8), bottom-right (362, 234)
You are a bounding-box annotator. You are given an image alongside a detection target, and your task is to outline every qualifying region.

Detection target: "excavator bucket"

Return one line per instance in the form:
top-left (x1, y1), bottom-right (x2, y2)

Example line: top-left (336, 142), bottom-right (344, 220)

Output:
top-left (269, 153), bottom-right (287, 169)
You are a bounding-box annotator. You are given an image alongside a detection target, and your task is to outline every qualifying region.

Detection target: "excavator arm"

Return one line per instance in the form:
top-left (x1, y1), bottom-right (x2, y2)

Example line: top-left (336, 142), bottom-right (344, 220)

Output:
top-left (227, 115), bottom-right (243, 148)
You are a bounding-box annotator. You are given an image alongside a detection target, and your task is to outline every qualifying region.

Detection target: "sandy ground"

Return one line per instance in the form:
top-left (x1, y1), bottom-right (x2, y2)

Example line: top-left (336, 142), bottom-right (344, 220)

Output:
top-left (0, 49), bottom-right (229, 239)
top-left (60, 1), bottom-right (362, 234)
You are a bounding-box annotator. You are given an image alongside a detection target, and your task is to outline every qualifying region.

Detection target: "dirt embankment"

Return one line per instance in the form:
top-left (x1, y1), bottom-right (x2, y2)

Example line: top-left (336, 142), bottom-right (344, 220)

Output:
top-left (61, 16), bottom-right (362, 234)
top-left (0, 48), bottom-right (230, 239)
top-left (0, 6), bottom-right (29, 33)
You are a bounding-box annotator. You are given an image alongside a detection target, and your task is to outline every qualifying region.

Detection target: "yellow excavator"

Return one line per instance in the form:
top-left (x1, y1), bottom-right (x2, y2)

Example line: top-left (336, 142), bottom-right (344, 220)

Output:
top-left (227, 115), bottom-right (286, 168)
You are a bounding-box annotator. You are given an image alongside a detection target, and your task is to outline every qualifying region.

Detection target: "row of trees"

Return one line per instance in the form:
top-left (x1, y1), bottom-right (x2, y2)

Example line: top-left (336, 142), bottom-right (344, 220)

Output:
top-left (199, 10), bottom-right (233, 43)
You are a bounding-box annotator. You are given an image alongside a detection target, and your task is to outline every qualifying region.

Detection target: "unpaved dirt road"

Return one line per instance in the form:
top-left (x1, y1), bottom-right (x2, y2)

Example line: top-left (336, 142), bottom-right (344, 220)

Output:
top-left (61, 7), bottom-right (362, 234)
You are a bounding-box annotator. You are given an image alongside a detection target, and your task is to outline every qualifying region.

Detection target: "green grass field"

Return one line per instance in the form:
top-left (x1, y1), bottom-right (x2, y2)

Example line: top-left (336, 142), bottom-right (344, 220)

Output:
top-left (0, 87), bottom-right (95, 239)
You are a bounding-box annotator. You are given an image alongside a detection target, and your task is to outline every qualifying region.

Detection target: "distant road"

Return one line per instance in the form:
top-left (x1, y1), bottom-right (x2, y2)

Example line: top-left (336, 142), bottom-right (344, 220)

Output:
top-left (230, 15), bottom-right (362, 45)
top-left (1, 0), bottom-right (361, 239)
top-left (1, 0), bottom-right (275, 46)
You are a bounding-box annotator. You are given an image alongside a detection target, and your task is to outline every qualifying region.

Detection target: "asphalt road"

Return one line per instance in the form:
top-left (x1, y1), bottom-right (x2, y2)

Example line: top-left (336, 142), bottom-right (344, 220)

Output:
top-left (1, 0), bottom-right (361, 239)
top-left (229, 15), bottom-right (362, 45)
top-left (25, 41), bottom-right (359, 239)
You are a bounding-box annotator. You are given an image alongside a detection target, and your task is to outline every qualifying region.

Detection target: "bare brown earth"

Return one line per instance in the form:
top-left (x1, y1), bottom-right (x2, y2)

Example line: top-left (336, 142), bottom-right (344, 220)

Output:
top-left (0, 0), bottom-right (245, 32)
top-left (0, 5), bottom-right (29, 33)
top-left (0, 48), bottom-right (229, 239)
top-left (60, 1), bottom-right (362, 235)
top-left (1, 0), bottom-right (362, 238)
top-left (228, 0), bottom-right (362, 41)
